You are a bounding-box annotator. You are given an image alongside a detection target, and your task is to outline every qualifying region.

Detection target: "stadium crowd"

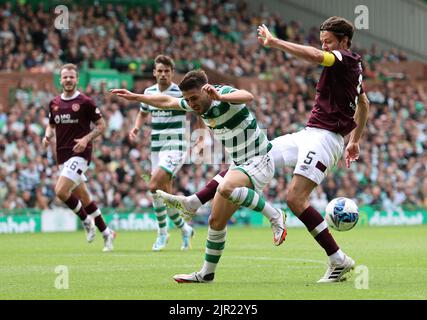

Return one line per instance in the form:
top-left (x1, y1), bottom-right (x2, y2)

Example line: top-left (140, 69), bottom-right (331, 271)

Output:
top-left (1, 1), bottom-right (426, 214)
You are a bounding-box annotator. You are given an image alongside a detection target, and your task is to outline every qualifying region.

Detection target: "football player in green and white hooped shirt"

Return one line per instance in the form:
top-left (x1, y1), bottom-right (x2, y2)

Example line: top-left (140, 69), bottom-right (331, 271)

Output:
top-left (128, 55), bottom-right (193, 252)
top-left (111, 69), bottom-right (287, 283)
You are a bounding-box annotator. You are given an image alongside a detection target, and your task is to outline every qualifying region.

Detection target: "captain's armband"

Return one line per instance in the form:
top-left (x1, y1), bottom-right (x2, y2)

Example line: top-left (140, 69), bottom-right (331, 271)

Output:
top-left (320, 51), bottom-right (336, 67)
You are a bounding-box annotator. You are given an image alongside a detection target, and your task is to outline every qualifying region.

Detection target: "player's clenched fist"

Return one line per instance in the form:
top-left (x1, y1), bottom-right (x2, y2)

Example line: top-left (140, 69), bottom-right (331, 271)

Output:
top-left (202, 84), bottom-right (221, 101)
top-left (42, 136), bottom-right (51, 148)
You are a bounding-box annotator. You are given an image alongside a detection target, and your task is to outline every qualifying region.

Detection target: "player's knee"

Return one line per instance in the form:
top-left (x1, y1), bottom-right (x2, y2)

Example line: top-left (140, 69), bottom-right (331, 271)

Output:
top-left (149, 181), bottom-right (163, 194)
top-left (217, 181), bottom-right (235, 199)
top-left (55, 185), bottom-right (70, 202)
top-left (286, 192), bottom-right (306, 215)
top-left (208, 214), bottom-right (226, 230)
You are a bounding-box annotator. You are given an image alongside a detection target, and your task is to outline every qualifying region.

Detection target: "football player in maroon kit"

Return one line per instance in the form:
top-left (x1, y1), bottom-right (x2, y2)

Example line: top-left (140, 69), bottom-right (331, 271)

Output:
top-left (257, 16), bottom-right (370, 282)
top-left (42, 64), bottom-right (116, 252)
top-left (157, 16), bottom-right (370, 283)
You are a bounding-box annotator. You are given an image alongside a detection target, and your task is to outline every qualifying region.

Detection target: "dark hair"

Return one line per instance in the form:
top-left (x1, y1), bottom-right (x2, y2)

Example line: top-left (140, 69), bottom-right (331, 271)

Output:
top-left (320, 16), bottom-right (354, 47)
top-left (154, 54), bottom-right (175, 70)
top-left (178, 70), bottom-right (208, 92)
top-left (60, 63), bottom-right (79, 77)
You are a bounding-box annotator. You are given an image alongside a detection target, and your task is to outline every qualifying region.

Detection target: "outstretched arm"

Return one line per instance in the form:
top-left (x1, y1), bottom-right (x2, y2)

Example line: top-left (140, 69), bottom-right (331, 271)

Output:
top-left (257, 24), bottom-right (325, 64)
top-left (202, 84), bottom-right (254, 104)
top-left (345, 93), bottom-right (369, 168)
top-left (109, 89), bottom-right (182, 110)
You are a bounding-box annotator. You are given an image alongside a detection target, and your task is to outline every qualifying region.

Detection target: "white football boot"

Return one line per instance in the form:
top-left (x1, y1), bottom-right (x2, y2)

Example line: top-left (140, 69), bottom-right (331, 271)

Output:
top-left (102, 230), bottom-right (116, 252)
top-left (270, 209), bottom-right (287, 246)
top-left (156, 190), bottom-right (197, 221)
top-left (173, 272), bottom-right (214, 283)
top-left (181, 227), bottom-right (195, 251)
top-left (152, 233), bottom-right (170, 251)
top-left (317, 255), bottom-right (355, 283)
top-left (82, 218), bottom-right (96, 243)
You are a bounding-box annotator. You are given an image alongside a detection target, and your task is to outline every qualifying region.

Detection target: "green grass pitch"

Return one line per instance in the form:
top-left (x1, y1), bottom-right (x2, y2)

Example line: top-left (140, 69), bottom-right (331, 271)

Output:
top-left (1, 225), bottom-right (426, 300)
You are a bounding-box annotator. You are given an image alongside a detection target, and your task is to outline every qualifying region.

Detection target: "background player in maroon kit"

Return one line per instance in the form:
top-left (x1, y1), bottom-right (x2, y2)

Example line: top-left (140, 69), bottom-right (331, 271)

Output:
top-left (158, 16), bottom-right (370, 283)
top-left (42, 63), bottom-right (116, 252)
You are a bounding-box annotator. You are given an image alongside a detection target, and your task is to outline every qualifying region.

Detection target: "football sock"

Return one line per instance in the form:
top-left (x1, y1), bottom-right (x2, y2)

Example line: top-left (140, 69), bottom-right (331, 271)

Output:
top-left (195, 169), bottom-right (228, 204)
top-left (64, 194), bottom-right (88, 221)
top-left (85, 201), bottom-right (107, 232)
top-left (186, 194), bottom-right (203, 211)
top-left (229, 187), bottom-right (278, 220)
top-left (102, 227), bottom-right (112, 237)
top-left (200, 226), bottom-right (227, 276)
top-left (152, 193), bottom-right (168, 235)
top-left (298, 206), bottom-right (340, 256)
top-left (329, 249), bottom-right (345, 265)
top-left (167, 208), bottom-right (192, 233)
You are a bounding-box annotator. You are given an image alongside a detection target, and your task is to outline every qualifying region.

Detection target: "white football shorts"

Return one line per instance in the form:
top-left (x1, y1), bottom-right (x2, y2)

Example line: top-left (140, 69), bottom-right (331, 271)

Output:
top-left (151, 151), bottom-right (186, 177)
top-left (271, 127), bottom-right (344, 185)
top-left (231, 151), bottom-right (275, 194)
top-left (59, 156), bottom-right (89, 187)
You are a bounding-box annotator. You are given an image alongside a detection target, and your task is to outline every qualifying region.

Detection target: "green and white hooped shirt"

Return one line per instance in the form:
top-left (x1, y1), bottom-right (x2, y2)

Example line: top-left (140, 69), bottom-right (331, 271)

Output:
top-left (140, 83), bottom-right (187, 152)
top-left (178, 85), bottom-right (272, 165)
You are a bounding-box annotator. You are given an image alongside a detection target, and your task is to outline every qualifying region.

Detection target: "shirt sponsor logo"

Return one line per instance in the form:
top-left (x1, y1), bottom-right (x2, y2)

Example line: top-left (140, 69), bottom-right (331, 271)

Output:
top-left (55, 113), bottom-right (79, 124)
top-left (212, 108), bottom-right (220, 117)
top-left (72, 103), bottom-right (80, 112)
top-left (299, 164), bottom-right (309, 172)
top-left (151, 110), bottom-right (173, 117)
top-left (213, 127), bottom-right (230, 135)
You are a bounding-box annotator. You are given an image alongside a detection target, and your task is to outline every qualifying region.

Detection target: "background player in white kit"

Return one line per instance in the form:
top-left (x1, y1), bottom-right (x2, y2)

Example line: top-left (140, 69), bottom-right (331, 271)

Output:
top-left (128, 55), bottom-right (194, 251)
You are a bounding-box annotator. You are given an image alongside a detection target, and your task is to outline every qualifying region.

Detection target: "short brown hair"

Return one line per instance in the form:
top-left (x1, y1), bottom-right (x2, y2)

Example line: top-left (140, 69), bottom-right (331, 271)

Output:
top-left (154, 55), bottom-right (175, 70)
top-left (178, 70), bottom-right (208, 92)
top-left (60, 63), bottom-right (79, 77)
top-left (320, 16), bottom-right (354, 47)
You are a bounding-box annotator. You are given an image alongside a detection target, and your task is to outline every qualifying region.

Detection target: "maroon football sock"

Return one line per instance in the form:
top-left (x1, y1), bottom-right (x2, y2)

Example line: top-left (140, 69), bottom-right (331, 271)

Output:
top-left (94, 216), bottom-right (107, 233)
top-left (64, 194), bottom-right (88, 221)
top-left (84, 201), bottom-right (98, 215)
top-left (84, 201), bottom-right (107, 232)
top-left (196, 169), bottom-right (228, 204)
top-left (298, 206), bottom-right (339, 256)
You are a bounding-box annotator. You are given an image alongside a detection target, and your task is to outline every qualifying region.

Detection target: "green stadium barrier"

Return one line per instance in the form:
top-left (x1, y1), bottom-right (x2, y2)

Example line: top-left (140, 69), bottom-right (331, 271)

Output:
top-left (1, 206), bottom-right (426, 234)
top-left (0, 213), bottom-right (41, 233)
top-left (250, 205), bottom-right (427, 228)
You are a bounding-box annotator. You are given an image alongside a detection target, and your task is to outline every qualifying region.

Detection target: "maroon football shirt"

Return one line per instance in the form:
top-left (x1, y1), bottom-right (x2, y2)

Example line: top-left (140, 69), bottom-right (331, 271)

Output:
top-left (48, 91), bottom-right (102, 165)
top-left (307, 49), bottom-right (364, 137)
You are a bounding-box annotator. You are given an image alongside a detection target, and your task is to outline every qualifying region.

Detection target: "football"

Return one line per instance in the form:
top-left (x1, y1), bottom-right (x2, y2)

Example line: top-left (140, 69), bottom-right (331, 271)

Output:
top-left (325, 197), bottom-right (359, 231)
